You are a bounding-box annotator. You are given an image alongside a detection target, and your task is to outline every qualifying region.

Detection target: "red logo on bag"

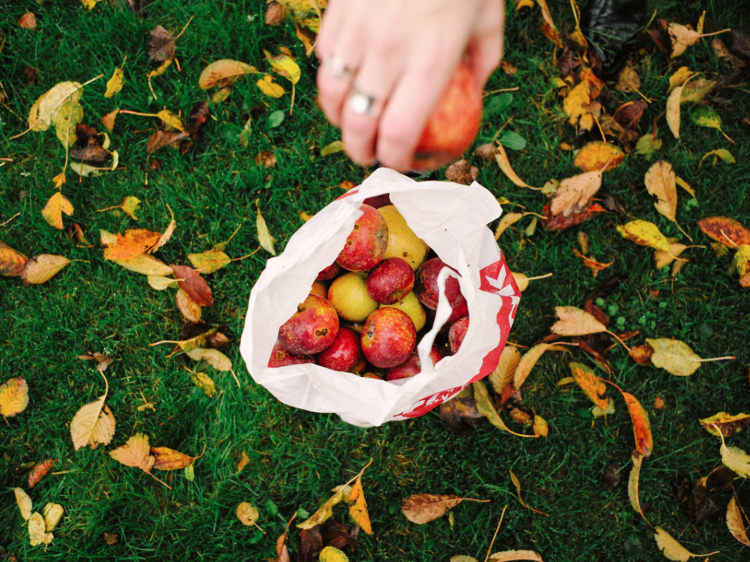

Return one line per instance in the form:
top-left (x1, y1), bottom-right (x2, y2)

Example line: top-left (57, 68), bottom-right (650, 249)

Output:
top-left (393, 259), bottom-right (521, 419)
top-left (335, 188), bottom-right (360, 201)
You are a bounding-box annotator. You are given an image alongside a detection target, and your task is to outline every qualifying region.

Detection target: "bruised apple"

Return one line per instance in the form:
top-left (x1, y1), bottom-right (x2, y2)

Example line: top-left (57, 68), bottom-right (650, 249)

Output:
top-left (317, 327), bottom-right (364, 373)
top-left (415, 257), bottom-right (466, 315)
top-left (411, 61), bottom-right (483, 171)
top-left (449, 317), bottom-right (470, 354)
top-left (378, 205), bottom-right (429, 271)
top-left (385, 346), bottom-right (447, 381)
top-left (336, 204), bottom-right (388, 271)
top-left (278, 294), bottom-right (339, 355)
top-left (366, 257), bottom-right (414, 304)
top-left (361, 308), bottom-right (416, 368)
top-left (268, 342), bottom-right (316, 368)
top-left (379, 291), bottom-right (426, 332)
top-left (328, 272), bottom-right (378, 322)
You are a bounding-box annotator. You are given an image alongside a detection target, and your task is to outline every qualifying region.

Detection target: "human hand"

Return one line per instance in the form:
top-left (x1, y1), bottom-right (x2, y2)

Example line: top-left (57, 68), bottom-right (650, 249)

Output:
top-left (316, 0), bottom-right (505, 172)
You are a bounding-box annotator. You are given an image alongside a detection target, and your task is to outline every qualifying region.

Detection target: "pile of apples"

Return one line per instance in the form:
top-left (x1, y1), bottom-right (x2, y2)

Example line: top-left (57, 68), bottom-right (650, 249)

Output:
top-left (268, 196), bottom-right (470, 382)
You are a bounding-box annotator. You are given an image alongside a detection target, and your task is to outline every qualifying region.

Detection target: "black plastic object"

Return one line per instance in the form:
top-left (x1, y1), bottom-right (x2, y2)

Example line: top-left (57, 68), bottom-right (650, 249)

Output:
top-left (583, 0), bottom-right (647, 80)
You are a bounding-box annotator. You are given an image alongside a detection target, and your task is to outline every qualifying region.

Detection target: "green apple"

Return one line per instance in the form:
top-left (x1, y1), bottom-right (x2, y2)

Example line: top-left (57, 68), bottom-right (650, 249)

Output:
top-left (328, 272), bottom-right (378, 322)
top-left (378, 205), bottom-right (430, 271)
top-left (379, 291), bottom-right (426, 331)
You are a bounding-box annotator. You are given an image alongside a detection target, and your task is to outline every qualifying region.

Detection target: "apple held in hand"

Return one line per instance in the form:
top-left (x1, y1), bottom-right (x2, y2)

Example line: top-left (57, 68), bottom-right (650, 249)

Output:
top-left (317, 327), bottom-right (365, 373)
top-left (385, 345), bottom-right (447, 381)
top-left (337, 204), bottom-right (388, 272)
top-left (378, 205), bottom-right (429, 271)
top-left (366, 257), bottom-right (415, 305)
top-left (361, 308), bottom-right (416, 369)
top-left (415, 257), bottom-right (467, 316)
top-left (328, 272), bottom-right (378, 322)
top-left (449, 317), bottom-right (470, 354)
top-left (411, 61), bottom-right (483, 171)
top-left (379, 291), bottom-right (426, 332)
top-left (278, 294), bottom-right (339, 355)
top-left (268, 342), bottom-right (316, 368)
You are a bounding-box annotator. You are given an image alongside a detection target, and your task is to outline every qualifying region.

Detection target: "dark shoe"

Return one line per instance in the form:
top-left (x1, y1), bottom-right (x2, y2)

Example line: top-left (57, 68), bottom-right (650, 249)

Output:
top-left (583, 0), bottom-right (647, 80)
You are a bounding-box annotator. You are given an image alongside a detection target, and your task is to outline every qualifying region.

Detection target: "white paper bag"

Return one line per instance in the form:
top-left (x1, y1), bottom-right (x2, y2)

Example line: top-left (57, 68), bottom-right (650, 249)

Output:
top-left (240, 168), bottom-right (521, 427)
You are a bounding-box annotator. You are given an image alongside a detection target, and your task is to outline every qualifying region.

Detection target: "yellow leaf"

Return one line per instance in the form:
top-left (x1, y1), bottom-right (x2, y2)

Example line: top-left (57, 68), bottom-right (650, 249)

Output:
top-left (644, 160), bottom-right (677, 223)
top-left (70, 381), bottom-right (115, 451)
top-left (41, 192), bottom-right (74, 230)
top-left (104, 68), bottom-right (124, 98)
top-left (52, 172), bottom-right (66, 189)
top-left (256, 203), bottom-right (276, 255)
top-left (721, 441), bottom-right (750, 478)
top-left (573, 142), bottom-right (625, 172)
top-left (489, 346), bottom-right (521, 395)
top-left (22, 254), bottom-right (71, 285)
top-left (236, 502), bottom-right (260, 526)
top-left (264, 50), bottom-right (301, 84)
top-left (668, 67), bottom-right (692, 92)
top-left (113, 254), bottom-right (173, 276)
top-left (563, 82), bottom-right (590, 127)
top-left (532, 415), bottom-right (549, 437)
top-left (276, 0), bottom-right (326, 12)
top-left (186, 348), bottom-right (232, 372)
top-left (156, 109), bottom-right (186, 132)
top-left (320, 140), bottom-right (344, 157)
top-left (319, 547), bottom-right (349, 562)
top-left (199, 60), bottom-right (258, 89)
top-left (616, 220), bottom-right (671, 251)
top-left (628, 451), bottom-right (644, 515)
top-left (147, 275), bottom-right (178, 291)
top-left (654, 526), bottom-right (714, 561)
top-left (81, 0), bottom-right (97, 9)
top-left (176, 289), bottom-right (202, 322)
top-left (666, 85), bottom-right (683, 139)
top-left (15, 488), bottom-right (33, 520)
top-left (28, 81), bottom-right (83, 133)
top-left (43, 503), bottom-right (64, 532)
top-left (569, 362), bottom-right (609, 410)
top-left (495, 145), bottom-right (533, 188)
top-left (188, 250), bottom-right (232, 274)
top-left (257, 74), bottom-right (285, 98)
top-left (473, 381), bottom-right (535, 438)
top-left (152, 446), bottom-right (195, 470)
top-left (29, 512), bottom-right (54, 547)
top-left (119, 196), bottom-right (140, 220)
top-left (654, 243), bottom-right (688, 269)
top-left (727, 497), bottom-right (750, 546)
top-left (731, 245), bottom-right (750, 278)
top-left (646, 338), bottom-right (702, 377)
top-left (297, 486), bottom-right (347, 529)
top-left (348, 476), bottom-right (372, 534)
top-left (489, 551), bottom-right (543, 561)
top-left (550, 171), bottom-right (602, 217)
top-left (514, 343), bottom-right (559, 390)
top-left (550, 306), bottom-right (607, 336)
top-left (511, 272), bottom-right (529, 291)
top-left (509, 470), bottom-right (548, 516)
top-left (699, 412), bottom-right (750, 437)
top-left (147, 59), bottom-right (172, 79)
top-left (494, 212), bottom-right (523, 240)
top-left (1, 378), bottom-right (29, 418)
top-left (236, 451), bottom-right (250, 473)
top-left (110, 433), bottom-right (156, 472)
top-left (191, 371), bottom-right (216, 397)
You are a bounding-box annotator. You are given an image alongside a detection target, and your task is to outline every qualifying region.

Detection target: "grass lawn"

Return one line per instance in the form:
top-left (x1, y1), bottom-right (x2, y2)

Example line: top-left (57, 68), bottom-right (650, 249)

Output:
top-left (2, 0), bottom-right (749, 560)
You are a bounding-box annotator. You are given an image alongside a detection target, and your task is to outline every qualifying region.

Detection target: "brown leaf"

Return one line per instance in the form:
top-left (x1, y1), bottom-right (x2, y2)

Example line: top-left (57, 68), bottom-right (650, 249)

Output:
top-left (255, 151), bottom-right (277, 167)
top-left (438, 388), bottom-right (486, 435)
top-left (186, 101), bottom-right (210, 137)
top-left (27, 459), bottom-right (54, 488)
top-left (445, 159), bottom-right (479, 185)
top-left (146, 129), bottom-right (189, 154)
top-left (149, 25), bottom-right (176, 62)
top-left (322, 519), bottom-right (359, 551)
top-left (102, 108), bottom-right (119, 132)
top-left (699, 412), bottom-right (750, 437)
top-left (104, 533), bottom-right (119, 545)
top-left (600, 462), bottom-right (621, 491)
top-left (644, 160), bottom-right (678, 223)
top-left (103, 229), bottom-right (162, 260)
top-left (474, 143), bottom-right (498, 161)
top-left (551, 171), bottom-right (603, 216)
top-left (629, 343), bottom-right (654, 366)
top-left (18, 12), bottom-right (37, 29)
top-left (265, 1), bottom-right (287, 25)
top-left (690, 477), bottom-right (718, 527)
top-left (500, 60), bottom-right (517, 75)
top-left (110, 433), bottom-right (156, 473)
top-left (171, 265), bottom-right (213, 306)
top-left (614, 100), bottom-right (648, 129)
top-left (669, 23), bottom-right (702, 58)
top-left (727, 497), bottom-right (750, 546)
top-left (22, 254), bottom-right (71, 285)
top-left (151, 446), bottom-right (195, 470)
top-left (489, 346), bottom-right (521, 396)
top-left (76, 351), bottom-right (113, 372)
top-left (298, 526), bottom-right (323, 562)
top-left (623, 392), bottom-right (653, 457)
top-left (731, 28), bottom-right (750, 57)
top-left (176, 289), bottom-right (202, 323)
top-left (542, 202), bottom-right (607, 231)
top-left (615, 62), bottom-right (641, 93)
top-left (711, 39), bottom-right (745, 70)
top-left (573, 143), bottom-right (625, 173)
top-left (401, 494), bottom-right (466, 524)
top-left (70, 123), bottom-right (111, 165)
top-left (697, 216), bottom-right (750, 247)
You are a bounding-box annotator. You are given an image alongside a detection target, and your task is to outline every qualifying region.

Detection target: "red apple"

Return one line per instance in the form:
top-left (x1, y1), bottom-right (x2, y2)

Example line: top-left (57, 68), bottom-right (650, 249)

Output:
top-left (316, 261), bottom-right (342, 281)
top-left (361, 308), bottom-right (416, 368)
top-left (415, 257), bottom-right (466, 314)
top-left (447, 300), bottom-right (469, 325)
top-left (268, 342), bottom-right (316, 368)
top-left (449, 317), bottom-right (470, 354)
top-left (363, 194), bottom-right (392, 209)
top-left (365, 257), bottom-right (415, 305)
top-left (336, 204), bottom-right (388, 272)
top-left (317, 327), bottom-right (364, 373)
top-left (386, 345), bottom-right (448, 381)
top-left (278, 294), bottom-right (339, 355)
top-left (411, 61), bottom-right (483, 171)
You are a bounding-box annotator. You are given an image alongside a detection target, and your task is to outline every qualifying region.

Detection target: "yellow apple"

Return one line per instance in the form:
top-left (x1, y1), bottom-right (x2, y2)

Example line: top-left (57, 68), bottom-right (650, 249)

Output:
top-left (328, 272), bottom-right (379, 322)
top-left (379, 291), bottom-right (426, 331)
top-left (378, 205), bottom-right (430, 271)
top-left (310, 281), bottom-right (327, 298)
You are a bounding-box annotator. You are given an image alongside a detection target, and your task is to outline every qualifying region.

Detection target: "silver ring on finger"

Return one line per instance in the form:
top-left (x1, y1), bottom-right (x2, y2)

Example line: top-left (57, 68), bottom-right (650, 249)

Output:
top-left (322, 55), bottom-right (355, 81)
top-left (348, 87), bottom-right (376, 116)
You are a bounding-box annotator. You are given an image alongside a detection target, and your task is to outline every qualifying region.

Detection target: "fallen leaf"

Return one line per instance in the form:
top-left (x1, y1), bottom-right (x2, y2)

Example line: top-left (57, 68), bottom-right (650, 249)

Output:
top-left (149, 25), bottom-right (175, 62)
top-left (103, 229), bottom-right (161, 260)
top-left (600, 462), bottom-right (621, 491)
top-left (188, 250), bottom-right (232, 274)
top-left (319, 547), bottom-right (348, 562)
top-left (700, 412), bottom-right (750, 437)
top-left (731, 245), bottom-right (750, 278)
top-left (102, 110), bottom-right (118, 134)
top-left (199, 59), bottom-right (258, 89)
top-left (699, 148), bottom-right (735, 168)
top-left (237, 451), bottom-right (250, 473)
top-left (551, 171), bottom-right (602, 217)
top-left (691, 105), bottom-right (723, 134)
top-left (654, 243), bottom-right (688, 269)
top-left (190, 371), bottom-right (216, 397)
top-left (563, 82), bottom-right (590, 127)
top-left (317, 141), bottom-right (345, 158)
top-left (623, 392), bottom-right (653, 457)
top-left (615, 62), bottom-right (641, 93)
top-left (494, 212), bottom-right (523, 240)
top-left (104, 68), bottom-right (124, 98)
top-left (514, 343), bottom-right (559, 390)
top-left (488, 551), bottom-right (543, 561)
top-left (495, 145), bottom-right (534, 188)
top-left (28, 81), bottom-right (83, 139)
top-left (474, 381), bottom-right (534, 438)
top-left (617, 220), bottom-right (671, 251)
top-left (146, 130), bottom-right (188, 154)
top-left (71, 377), bottom-right (115, 451)
top-left (666, 84), bottom-right (684, 138)
top-left (110, 433), bottom-right (156, 473)
top-left (186, 348), bottom-right (232, 371)
top-left (170, 265), bottom-right (213, 306)
top-left (28, 459), bottom-right (54, 488)
top-left (298, 526), bottom-right (323, 562)
top-left (573, 143), bottom-right (624, 173)
top-left (264, 50), bottom-right (301, 84)
top-left (29, 512), bottom-right (54, 546)
top-left (509, 470), bottom-right (548, 516)
top-left (697, 216), bottom-right (750, 247)
top-left (711, 38), bottom-right (745, 70)
top-left (70, 123), bottom-right (111, 164)
top-left (509, 408), bottom-right (533, 426)
top-left (439, 388), bottom-right (487, 435)
top-left (257, 203), bottom-right (277, 255)
top-left (532, 415), bottom-right (549, 437)
top-left (668, 67), bottom-right (693, 92)
top-left (445, 159), bottom-right (479, 185)
top-left (573, 248), bottom-right (614, 277)
top-left (18, 12), bottom-right (37, 28)
top-left (536, 0), bottom-right (562, 46)
top-left (451, 557), bottom-right (478, 562)
top-left (43, 503), bottom-right (64, 532)
top-left (551, 306), bottom-right (606, 336)
top-left (614, 100), bottom-right (648, 129)
top-left (152, 210), bottom-right (177, 253)
top-left (236, 503), bottom-right (259, 527)
top-left (543, 203), bottom-right (607, 231)
top-left (266, 1), bottom-right (287, 25)
top-left (113, 254), bottom-right (173, 276)
top-left (104, 533), bottom-right (118, 544)
top-left (628, 451), bottom-right (645, 515)
top-left (151, 447), bottom-right (194, 470)
top-left (647, 338), bottom-right (704, 377)
top-left (645, 160), bottom-right (678, 224)
top-left (0, 241), bottom-right (28, 276)
top-left (629, 342), bottom-right (655, 365)
top-left (401, 494), bottom-right (467, 524)
top-left (257, 74), bottom-right (286, 97)
top-left (569, 363), bottom-right (609, 410)
top-left (69, 161), bottom-right (104, 177)
top-left (298, 487), bottom-right (347, 529)
top-left (76, 351), bottom-right (113, 372)
top-left (636, 133), bottom-right (662, 157)
top-left (15, 488), bottom-right (33, 520)
top-left (176, 289), bottom-right (202, 322)
top-left (669, 23), bottom-right (702, 58)
top-left (21, 253), bottom-right (71, 286)
top-left (654, 526), bottom-right (714, 561)
top-left (1, 377), bottom-right (29, 418)
top-left (41, 192), bottom-right (74, 230)
top-left (681, 78), bottom-right (716, 104)
top-left (727, 497), bottom-right (750, 546)
top-left (348, 476), bottom-right (372, 534)
top-left (720, 431), bottom-right (750, 479)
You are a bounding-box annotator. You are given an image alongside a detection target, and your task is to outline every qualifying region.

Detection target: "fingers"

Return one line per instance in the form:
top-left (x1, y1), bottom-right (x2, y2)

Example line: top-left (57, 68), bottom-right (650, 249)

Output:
top-left (466, 1), bottom-right (505, 86)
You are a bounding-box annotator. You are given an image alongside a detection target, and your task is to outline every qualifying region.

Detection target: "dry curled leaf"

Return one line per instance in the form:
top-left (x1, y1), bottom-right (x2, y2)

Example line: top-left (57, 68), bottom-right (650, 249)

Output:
top-left (0, 241), bottom-right (29, 277)
top-left (151, 446), bottom-right (195, 470)
top-left (28, 459), bottom-right (54, 488)
top-left (699, 412), bottom-right (750, 437)
top-left (496, 145), bottom-right (534, 188)
top-left (654, 526), bottom-right (715, 561)
top-left (623, 392), bottom-right (653, 458)
top-left (170, 265), bottom-right (213, 306)
top-left (569, 363), bottom-right (609, 410)
top-left (401, 494), bottom-right (466, 524)
top-left (573, 248), bottom-right (614, 278)
top-left (257, 203), bottom-right (277, 255)
top-left (15, 488), bottom-right (33, 520)
top-left (551, 171), bottom-right (602, 217)
top-left (510, 470), bottom-right (548, 516)
top-left (445, 159), bottom-right (479, 185)
top-left (1, 377), bottom-right (29, 418)
top-left (149, 25), bottom-right (175, 62)
top-left (199, 60), bottom-right (258, 89)
top-left (727, 497), bottom-right (750, 546)
top-left (628, 451), bottom-right (644, 515)
top-left (29, 512), bottom-right (54, 547)
top-left (22, 254), bottom-right (71, 285)
top-left (42, 192), bottom-right (74, 230)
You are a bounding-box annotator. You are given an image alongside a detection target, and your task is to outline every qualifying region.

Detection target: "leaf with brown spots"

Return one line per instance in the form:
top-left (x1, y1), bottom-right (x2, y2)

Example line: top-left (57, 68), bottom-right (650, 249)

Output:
top-left (616, 220), bottom-right (671, 251)
top-left (614, 100), bottom-right (648, 129)
top-left (439, 388), bottom-right (486, 435)
top-left (70, 123), bottom-right (111, 165)
top-left (573, 142), bottom-right (625, 173)
top-left (151, 446), bottom-right (195, 470)
top-left (573, 249), bottom-right (614, 278)
top-left (0, 241), bottom-right (28, 277)
top-left (401, 494), bottom-right (469, 524)
top-left (255, 151), bottom-right (277, 167)
top-left (1, 378), bottom-right (29, 418)
top-left (569, 362), bottom-right (609, 410)
top-left (103, 229), bottom-right (162, 260)
top-left (171, 265), bottom-right (213, 306)
top-left (199, 60), bottom-right (259, 89)
top-left (623, 392), bottom-right (653, 457)
top-left (542, 203), bottom-right (607, 232)
top-left (629, 342), bottom-right (654, 365)
top-left (697, 216), bottom-right (750, 248)
top-left (700, 412), bottom-right (750, 437)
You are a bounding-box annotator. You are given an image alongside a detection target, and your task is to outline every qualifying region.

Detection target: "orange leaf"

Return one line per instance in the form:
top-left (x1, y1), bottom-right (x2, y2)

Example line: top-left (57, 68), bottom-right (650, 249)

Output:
top-left (103, 229), bottom-right (162, 261)
top-left (151, 446), bottom-right (195, 470)
top-left (573, 142), bottom-right (625, 173)
top-left (0, 241), bottom-right (28, 277)
top-left (623, 392), bottom-right (653, 457)
top-left (348, 476), bottom-right (372, 535)
top-left (170, 265), bottom-right (213, 306)
top-left (27, 459), bottom-right (54, 488)
top-left (572, 248), bottom-right (614, 277)
top-left (569, 362), bottom-right (609, 410)
top-left (697, 216), bottom-right (750, 248)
